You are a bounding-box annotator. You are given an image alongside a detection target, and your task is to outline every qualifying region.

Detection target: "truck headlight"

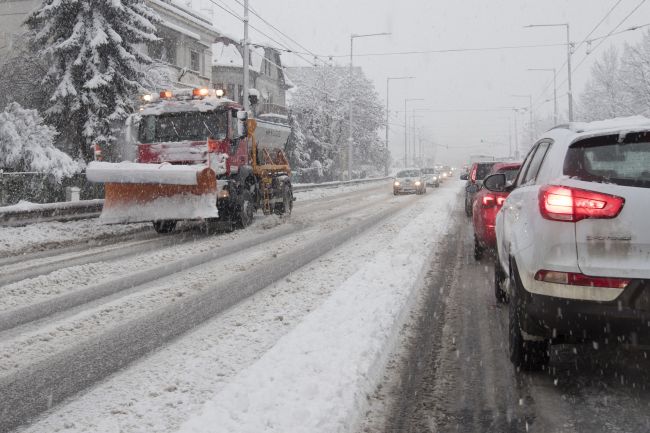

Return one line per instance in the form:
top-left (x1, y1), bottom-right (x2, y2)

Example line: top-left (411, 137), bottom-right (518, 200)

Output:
top-left (415, 181), bottom-right (421, 186)
top-left (394, 181), bottom-right (400, 186)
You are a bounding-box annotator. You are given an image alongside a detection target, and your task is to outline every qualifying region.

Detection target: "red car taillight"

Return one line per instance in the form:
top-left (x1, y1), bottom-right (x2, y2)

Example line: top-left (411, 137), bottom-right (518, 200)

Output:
top-left (538, 185), bottom-right (625, 222)
top-left (534, 270), bottom-right (630, 289)
top-left (482, 194), bottom-right (506, 208)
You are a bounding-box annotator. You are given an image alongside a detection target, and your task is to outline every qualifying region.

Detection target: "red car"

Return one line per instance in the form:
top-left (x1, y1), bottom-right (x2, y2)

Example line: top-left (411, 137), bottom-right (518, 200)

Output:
top-left (472, 162), bottom-right (522, 260)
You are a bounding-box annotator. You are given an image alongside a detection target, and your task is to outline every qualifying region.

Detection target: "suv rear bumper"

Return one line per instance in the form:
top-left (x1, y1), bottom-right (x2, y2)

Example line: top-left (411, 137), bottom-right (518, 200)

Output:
top-left (520, 280), bottom-right (650, 344)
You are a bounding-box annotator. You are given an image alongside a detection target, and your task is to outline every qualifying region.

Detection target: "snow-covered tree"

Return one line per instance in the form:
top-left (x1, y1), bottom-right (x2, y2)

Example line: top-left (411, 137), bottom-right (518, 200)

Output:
top-left (619, 30), bottom-right (650, 117)
top-left (287, 66), bottom-right (387, 181)
top-left (26, 0), bottom-right (161, 162)
top-left (578, 47), bottom-right (629, 121)
top-left (0, 102), bottom-right (81, 180)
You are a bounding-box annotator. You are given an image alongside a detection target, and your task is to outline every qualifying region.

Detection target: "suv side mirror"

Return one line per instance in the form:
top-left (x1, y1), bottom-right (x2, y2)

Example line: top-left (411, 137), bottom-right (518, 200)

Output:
top-left (460, 173), bottom-right (468, 180)
top-left (237, 111), bottom-right (248, 138)
top-left (483, 173), bottom-right (507, 192)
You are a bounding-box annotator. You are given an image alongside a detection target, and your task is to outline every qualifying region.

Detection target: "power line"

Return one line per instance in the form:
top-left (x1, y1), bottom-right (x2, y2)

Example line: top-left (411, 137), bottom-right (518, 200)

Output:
top-left (574, 0), bottom-right (625, 53)
top-left (532, 1), bottom-right (629, 111)
top-left (225, 0), bottom-right (323, 63)
top-left (573, 0), bottom-right (647, 73)
top-left (208, 0), bottom-right (318, 67)
top-left (326, 42), bottom-right (568, 58)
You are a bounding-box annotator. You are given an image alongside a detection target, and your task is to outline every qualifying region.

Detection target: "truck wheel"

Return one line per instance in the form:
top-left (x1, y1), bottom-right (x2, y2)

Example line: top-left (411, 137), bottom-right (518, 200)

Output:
top-left (235, 191), bottom-right (254, 228)
top-left (274, 185), bottom-right (293, 216)
top-left (509, 261), bottom-right (549, 371)
top-left (153, 220), bottom-right (177, 234)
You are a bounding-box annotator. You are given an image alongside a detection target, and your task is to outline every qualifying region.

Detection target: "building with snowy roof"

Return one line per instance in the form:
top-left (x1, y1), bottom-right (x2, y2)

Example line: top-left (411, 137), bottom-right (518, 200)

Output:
top-left (212, 38), bottom-right (293, 116)
top-left (0, 0), bottom-right (217, 88)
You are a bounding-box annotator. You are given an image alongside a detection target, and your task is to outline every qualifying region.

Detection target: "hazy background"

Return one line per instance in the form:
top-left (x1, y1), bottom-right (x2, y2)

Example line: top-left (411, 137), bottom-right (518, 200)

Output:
top-left (195, 0), bottom-right (650, 166)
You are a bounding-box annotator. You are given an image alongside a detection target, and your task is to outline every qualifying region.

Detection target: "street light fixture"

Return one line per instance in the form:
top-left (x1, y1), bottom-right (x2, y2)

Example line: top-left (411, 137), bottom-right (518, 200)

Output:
top-left (404, 98), bottom-right (424, 167)
top-left (511, 94), bottom-right (534, 144)
top-left (386, 76), bottom-right (415, 175)
top-left (348, 32), bottom-right (391, 180)
top-left (528, 68), bottom-right (557, 124)
top-left (524, 23), bottom-right (573, 121)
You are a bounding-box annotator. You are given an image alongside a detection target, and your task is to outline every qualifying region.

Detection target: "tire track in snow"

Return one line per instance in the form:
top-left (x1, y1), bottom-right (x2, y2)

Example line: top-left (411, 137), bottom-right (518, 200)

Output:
top-left (0, 197), bottom-right (411, 433)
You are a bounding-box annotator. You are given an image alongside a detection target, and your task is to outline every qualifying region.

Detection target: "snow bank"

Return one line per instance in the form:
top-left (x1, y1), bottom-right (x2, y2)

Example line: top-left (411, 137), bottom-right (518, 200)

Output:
top-left (177, 189), bottom-right (455, 433)
top-left (86, 161), bottom-right (207, 185)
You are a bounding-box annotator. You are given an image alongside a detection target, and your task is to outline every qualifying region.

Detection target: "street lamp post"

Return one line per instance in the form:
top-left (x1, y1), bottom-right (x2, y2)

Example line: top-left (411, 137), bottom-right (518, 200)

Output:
top-left (386, 76), bottom-right (415, 175)
top-left (511, 94), bottom-right (533, 144)
top-left (349, 32), bottom-right (391, 180)
top-left (528, 68), bottom-right (557, 124)
top-left (525, 23), bottom-right (573, 121)
top-left (404, 98), bottom-right (424, 167)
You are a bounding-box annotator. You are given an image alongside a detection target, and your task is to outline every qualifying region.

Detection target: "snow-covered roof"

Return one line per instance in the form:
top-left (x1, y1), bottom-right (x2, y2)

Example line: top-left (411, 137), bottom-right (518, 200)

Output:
top-left (250, 46), bottom-right (265, 72)
top-left (161, 21), bottom-right (201, 40)
top-left (148, 0), bottom-right (220, 36)
top-left (212, 42), bottom-right (243, 67)
top-left (569, 116), bottom-right (650, 134)
top-left (140, 97), bottom-right (236, 116)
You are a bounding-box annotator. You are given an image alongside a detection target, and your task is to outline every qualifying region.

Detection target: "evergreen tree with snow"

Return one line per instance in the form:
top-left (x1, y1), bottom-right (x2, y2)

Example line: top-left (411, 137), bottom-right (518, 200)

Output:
top-left (0, 102), bottom-right (80, 180)
top-left (26, 0), bottom-right (161, 162)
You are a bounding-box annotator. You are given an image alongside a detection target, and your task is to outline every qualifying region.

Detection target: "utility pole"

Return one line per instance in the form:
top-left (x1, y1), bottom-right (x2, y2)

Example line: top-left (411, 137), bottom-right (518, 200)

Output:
top-left (243, 0), bottom-right (250, 111)
top-left (528, 68), bottom-right (557, 124)
top-left (349, 32), bottom-right (390, 180)
top-left (404, 98), bottom-right (424, 167)
top-left (511, 94), bottom-right (533, 144)
top-left (566, 24), bottom-right (573, 122)
top-left (525, 23), bottom-right (573, 122)
top-left (386, 76), bottom-right (414, 175)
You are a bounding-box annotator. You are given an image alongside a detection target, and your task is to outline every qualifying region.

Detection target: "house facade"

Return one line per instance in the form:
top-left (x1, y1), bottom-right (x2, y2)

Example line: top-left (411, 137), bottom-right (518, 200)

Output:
top-left (212, 40), bottom-right (292, 115)
top-left (0, 0), bottom-right (217, 89)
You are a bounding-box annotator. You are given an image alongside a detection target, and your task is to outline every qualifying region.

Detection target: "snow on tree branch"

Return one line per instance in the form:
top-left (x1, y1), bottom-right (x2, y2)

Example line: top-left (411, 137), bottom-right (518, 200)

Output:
top-left (0, 102), bottom-right (81, 181)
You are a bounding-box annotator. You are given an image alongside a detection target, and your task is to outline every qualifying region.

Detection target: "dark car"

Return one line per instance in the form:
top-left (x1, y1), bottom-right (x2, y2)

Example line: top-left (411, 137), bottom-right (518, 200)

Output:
top-left (464, 161), bottom-right (498, 216)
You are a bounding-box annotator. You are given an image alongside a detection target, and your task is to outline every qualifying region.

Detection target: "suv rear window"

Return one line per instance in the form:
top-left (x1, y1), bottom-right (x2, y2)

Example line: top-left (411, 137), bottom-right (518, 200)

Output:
top-left (564, 132), bottom-right (650, 188)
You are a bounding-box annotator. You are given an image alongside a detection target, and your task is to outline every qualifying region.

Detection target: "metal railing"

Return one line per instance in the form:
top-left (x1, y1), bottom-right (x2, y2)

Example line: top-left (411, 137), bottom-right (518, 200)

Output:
top-left (0, 177), bottom-right (390, 226)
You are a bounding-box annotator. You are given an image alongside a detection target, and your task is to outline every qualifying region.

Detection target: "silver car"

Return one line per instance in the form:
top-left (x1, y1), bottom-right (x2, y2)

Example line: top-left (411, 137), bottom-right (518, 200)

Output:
top-left (421, 167), bottom-right (441, 187)
top-left (393, 169), bottom-right (426, 195)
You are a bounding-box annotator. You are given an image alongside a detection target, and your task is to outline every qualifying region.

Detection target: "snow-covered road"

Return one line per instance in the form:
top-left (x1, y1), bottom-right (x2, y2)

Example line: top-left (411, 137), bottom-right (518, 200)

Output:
top-left (2, 180), bottom-right (461, 433)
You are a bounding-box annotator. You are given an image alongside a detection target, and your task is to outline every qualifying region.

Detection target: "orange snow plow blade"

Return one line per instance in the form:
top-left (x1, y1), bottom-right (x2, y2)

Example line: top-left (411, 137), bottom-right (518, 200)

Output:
top-left (87, 162), bottom-right (219, 224)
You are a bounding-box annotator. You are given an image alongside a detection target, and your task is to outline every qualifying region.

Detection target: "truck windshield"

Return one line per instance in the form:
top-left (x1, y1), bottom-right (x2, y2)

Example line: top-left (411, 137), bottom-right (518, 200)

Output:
top-left (138, 111), bottom-right (228, 143)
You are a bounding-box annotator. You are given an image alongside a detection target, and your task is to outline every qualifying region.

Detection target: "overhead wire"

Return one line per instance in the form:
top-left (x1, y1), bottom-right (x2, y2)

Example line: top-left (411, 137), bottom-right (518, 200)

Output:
top-left (572, 0), bottom-right (648, 73)
top-left (225, 0), bottom-right (324, 64)
top-left (207, 0), bottom-right (318, 67)
top-left (532, 0), bottom-right (628, 110)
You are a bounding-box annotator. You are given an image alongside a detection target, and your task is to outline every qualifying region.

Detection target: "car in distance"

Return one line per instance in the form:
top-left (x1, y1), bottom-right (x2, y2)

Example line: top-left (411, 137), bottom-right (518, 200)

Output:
top-left (464, 161), bottom-right (499, 216)
top-left (471, 162), bottom-right (521, 261)
top-left (393, 169), bottom-right (426, 195)
top-left (488, 117), bottom-right (650, 371)
top-left (421, 167), bottom-right (440, 187)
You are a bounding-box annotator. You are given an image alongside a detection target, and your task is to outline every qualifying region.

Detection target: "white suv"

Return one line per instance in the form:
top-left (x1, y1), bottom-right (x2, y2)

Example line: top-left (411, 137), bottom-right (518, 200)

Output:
top-left (486, 117), bottom-right (650, 370)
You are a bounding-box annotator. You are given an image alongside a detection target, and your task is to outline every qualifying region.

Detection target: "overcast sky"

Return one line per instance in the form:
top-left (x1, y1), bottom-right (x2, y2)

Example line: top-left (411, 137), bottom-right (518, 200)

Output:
top-left (195, 0), bottom-right (650, 166)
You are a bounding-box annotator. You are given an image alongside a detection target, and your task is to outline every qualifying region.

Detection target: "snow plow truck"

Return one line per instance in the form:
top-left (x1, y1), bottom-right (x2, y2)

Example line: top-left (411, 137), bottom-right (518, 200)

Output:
top-left (86, 88), bottom-right (293, 233)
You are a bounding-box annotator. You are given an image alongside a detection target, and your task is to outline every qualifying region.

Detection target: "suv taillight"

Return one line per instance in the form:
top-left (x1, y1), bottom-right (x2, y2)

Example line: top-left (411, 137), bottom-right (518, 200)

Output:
top-left (538, 185), bottom-right (625, 222)
top-left (534, 270), bottom-right (630, 289)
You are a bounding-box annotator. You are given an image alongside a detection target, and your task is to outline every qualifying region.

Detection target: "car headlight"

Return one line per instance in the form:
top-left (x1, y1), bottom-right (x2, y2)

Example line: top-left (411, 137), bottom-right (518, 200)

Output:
top-left (394, 181), bottom-right (400, 186)
top-left (415, 181), bottom-right (421, 186)
top-left (432, 176), bottom-right (437, 181)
